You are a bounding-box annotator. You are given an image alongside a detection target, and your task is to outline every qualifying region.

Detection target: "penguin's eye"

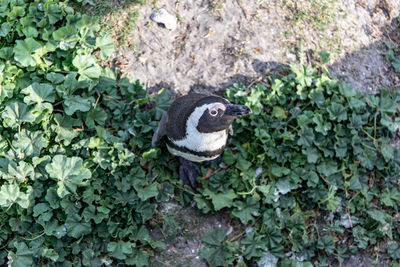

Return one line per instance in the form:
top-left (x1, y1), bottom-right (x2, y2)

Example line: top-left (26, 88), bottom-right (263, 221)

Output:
top-left (209, 109), bottom-right (218, 117)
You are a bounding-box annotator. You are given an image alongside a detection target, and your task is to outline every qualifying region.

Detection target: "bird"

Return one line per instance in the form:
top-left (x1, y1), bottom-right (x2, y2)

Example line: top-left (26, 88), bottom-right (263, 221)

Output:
top-left (152, 93), bottom-right (252, 188)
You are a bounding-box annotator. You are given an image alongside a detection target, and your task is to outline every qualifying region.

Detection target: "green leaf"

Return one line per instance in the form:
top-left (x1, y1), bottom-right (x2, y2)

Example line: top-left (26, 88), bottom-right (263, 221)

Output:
top-left (133, 181), bottom-right (159, 201)
top-left (21, 83), bottom-right (56, 105)
top-left (72, 54), bottom-right (102, 80)
top-left (272, 106), bottom-right (287, 119)
top-left (232, 198), bottom-right (260, 224)
top-left (313, 114), bottom-right (331, 135)
top-left (51, 114), bottom-right (80, 146)
top-left (0, 184), bottom-right (30, 209)
top-left (297, 127), bottom-right (315, 147)
top-left (317, 160), bottom-right (337, 177)
top-left (65, 213), bottom-right (91, 238)
top-left (318, 51), bottom-right (330, 64)
top-left (44, 2), bottom-right (62, 24)
top-left (44, 219), bottom-right (67, 238)
top-left (10, 242), bottom-right (33, 267)
top-left (203, 189), bottom-right (237, 211)
top-left (153, 89), bottom-right (172, 120)
top-left (241, 232), bottom-right (267, 259)
top-left (45, 155), bottom-right (92, 198)
top-left (381, 188), bottom-right (400, 207)
top-left (388, 241), bottom-right (400, 259)
top-left (107, 241), bottom-right (134, 260)
top-left (1, 101), bottom-right (36, 128)
top-left (200, 228), bottom-right (235, 267)
top-left (12, 129), bottom-right (48, 158)
top-left (392, 57), bottom-right (400, 73)
top-left (86, 107), bottom-right (108, 128)
top-left (96, 33), bottom-right (114, 60)
top-left (202, 228), bottom-right (227, 246)
top-left (42, 248), bottom-right (59, 262)
top-left (7, 161), bottom-right (35, 184)
top-left (64, 95), bottom-right (93, 115)
top-left (52, 26), bottom-right (78, 50)
top-left (235, 157), bottom-right (251, 171)
top-left (13, 38), bottom-right (42, 67)
top-left (379, 89), bottom-right (396, 113)
top-left (33, 203), bottom-right (51, 217)
top-left (0, 22), bottom-right (11, 37)
top-left (328, 102), bottom-right (347, 122)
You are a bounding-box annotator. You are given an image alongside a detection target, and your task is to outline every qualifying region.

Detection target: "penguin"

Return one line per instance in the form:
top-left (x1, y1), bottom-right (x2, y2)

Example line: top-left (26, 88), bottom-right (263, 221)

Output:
top-left (152, 93), bottom-right (252, 188)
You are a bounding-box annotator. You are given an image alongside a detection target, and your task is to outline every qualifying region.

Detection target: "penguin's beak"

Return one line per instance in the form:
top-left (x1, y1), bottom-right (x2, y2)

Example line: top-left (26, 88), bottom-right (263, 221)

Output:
top-left (224, 104), bottom-right (252, 116)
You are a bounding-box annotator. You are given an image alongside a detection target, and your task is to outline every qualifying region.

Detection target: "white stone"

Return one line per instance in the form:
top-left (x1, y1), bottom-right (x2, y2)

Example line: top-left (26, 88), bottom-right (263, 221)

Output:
top-left (150, 8), bottom-right (177, 30)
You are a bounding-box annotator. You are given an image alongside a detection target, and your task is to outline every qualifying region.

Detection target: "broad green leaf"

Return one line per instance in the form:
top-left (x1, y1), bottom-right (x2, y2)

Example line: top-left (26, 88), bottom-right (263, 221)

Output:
top-left (64, 95), bottom-right (93, 115)
top-left (328, 102), bottom-right (347, 122)
top-left (107, 241), bottom-right (134, 260)
top-left (10, 242), bottom-right (33, 267)
top-left (72, 54), bottom-right (102, 80)
top-left (96, 33), bottom-right (114, 60)
top-left (202, 228), bottom-right (227, 246)
top-left (272, 106), bottom-right (287, 119)
top-left (235, 157), bottom-right (251, 171)
top-left (388, 241), bottom-right (400, 259)
top-left (65, 213), bottom-right (91, 238)
top-left (203, 189), bottom-right (237, 211)
top-left (52, 26), bottom-right (78, 50)
top-left (392, 57), bottom-right (400, 73)
top-left (1, 101), bottom-right (36, 128)
top-left (13, 38), bottom-right (42, 67)
top-left (44, 2), bottom-right (62, 24)
top-left (44, 220), bottom-right (67, 238)
top-left (0, 22), bottom-right (11, 37)
top-left (297, 127), bottom-right (315, 147)
top-left (232, 198), bottom-right (260, 224)
top-left (313, 114), bottom-right (331, 135)
top-left (381, 188), bottom-right (400, 207)
top-left (0, 184), bottom-right (30, 209)
top-left (153, 89), bottom-right (172, 120)
top-left (42, 248), bottom-right (59, 262)
top-left (133, 181), bottom-right (159, 201)
top-left (7, 161), bottom-right (35, 184)
top-left (45, 155), bottom-right (92, 198)
top-left (12, 129), bottom-right (48, 157)
top-left (86, 107), bottom-right (108, 128)
top-left (21, 83), bottom-right (56, 105)
top-left (317, 160), bottom-right (337, 177)
top-left (51, 114), bottom-right (80, 146)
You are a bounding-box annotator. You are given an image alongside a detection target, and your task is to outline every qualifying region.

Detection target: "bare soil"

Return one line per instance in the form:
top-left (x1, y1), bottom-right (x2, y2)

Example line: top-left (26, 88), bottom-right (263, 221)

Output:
top-left (96, 0), bottom-right (400, 266)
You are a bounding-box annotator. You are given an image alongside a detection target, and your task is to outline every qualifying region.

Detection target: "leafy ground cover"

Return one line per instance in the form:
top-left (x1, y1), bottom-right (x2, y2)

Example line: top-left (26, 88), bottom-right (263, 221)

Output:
top-left (1, 0), bottom-right (400, 266)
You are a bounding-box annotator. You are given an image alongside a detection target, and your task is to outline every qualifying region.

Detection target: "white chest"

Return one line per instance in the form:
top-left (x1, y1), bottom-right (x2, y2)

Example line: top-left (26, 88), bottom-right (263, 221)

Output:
top-left (171, 129), bottom-right (227, 152)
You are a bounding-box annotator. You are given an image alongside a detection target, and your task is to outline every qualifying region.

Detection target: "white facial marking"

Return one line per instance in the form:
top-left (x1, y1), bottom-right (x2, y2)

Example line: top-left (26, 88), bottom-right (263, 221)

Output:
top-left (171, 103), bottom-right (228, 152)
top-left (209, 103), bottom-right (225, 116)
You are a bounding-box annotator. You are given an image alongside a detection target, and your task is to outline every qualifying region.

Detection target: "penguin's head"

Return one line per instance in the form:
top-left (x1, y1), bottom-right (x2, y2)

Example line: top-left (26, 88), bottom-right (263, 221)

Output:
top-left (190, 96), bottom-right (252, 133)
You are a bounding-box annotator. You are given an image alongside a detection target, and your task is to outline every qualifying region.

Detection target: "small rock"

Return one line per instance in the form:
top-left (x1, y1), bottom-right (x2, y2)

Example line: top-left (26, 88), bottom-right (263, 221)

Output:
top-left (150, 8), bottom-right (177, 30)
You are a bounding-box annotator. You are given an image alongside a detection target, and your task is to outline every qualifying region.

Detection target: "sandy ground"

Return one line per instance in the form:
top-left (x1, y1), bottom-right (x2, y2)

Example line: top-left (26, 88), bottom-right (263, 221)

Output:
top-left (102, 0), bottom-right (400, 266)
top-left (114, 0), bottom-right (400, 96)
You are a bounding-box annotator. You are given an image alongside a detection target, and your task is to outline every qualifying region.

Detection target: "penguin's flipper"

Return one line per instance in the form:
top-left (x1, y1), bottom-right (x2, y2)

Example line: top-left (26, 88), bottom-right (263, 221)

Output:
top-left (179, 157), bottom-right (201, 188)
top-left (152, 111), bottom-right (168, 147)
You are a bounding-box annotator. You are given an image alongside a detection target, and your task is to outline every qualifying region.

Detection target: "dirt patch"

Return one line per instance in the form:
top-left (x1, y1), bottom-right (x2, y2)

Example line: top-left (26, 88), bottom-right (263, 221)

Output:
top-left (113, 0), bottom-right (399, 95)
top-left (149, 201), bottom-right (243, 267)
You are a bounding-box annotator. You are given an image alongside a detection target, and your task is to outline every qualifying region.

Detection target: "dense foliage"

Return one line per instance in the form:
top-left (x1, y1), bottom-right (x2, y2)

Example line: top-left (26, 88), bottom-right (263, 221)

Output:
top-left (1, 0), bottom-right (400, 266)
top-left (0, 0), bottom-right (174, 265)
top-left (196, 68), bottom-right (400, 266)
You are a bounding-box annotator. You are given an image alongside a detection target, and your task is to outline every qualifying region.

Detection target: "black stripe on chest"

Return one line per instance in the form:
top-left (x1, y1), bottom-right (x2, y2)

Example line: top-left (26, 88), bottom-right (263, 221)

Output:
top-left (166, 139), bottom-right (225, 158)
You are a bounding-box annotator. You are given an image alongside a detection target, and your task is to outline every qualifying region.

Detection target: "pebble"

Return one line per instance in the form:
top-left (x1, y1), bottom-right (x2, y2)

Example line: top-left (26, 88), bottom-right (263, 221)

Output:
top-left (150, 8), bottom-right (177, 30)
